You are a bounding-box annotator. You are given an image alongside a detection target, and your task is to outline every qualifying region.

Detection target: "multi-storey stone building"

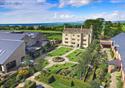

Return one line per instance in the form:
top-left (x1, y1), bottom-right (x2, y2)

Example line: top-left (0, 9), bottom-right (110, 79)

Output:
top-left (62, 26), bottom-right (92, 48)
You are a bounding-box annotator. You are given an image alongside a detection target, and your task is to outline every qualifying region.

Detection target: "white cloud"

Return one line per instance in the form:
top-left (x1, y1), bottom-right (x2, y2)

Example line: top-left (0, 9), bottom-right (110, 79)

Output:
top-left (0, 0), bottom-right (125, 24)
top-left (85, 11), bottom-right (125, 21)
top-left (59, 0), bottom-right (97, 8)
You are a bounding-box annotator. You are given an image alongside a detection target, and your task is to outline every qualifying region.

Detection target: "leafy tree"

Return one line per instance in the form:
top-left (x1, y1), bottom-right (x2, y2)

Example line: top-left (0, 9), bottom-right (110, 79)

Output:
top-left (71, 80), bottom-right (75, 87)
top-left (84, 18), bottom-right (105, 39)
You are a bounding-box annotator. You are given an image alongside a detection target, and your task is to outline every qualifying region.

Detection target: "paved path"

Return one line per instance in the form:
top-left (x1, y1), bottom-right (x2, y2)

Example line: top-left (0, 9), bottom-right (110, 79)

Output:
top-left (44, 48), bottom-right (78, 69)
top-left (104, 49), bottom-right (117, 88)
top-left (16, 72), bottom-right (53, 88)
top-left (109, 72), bottom-right (117, 88)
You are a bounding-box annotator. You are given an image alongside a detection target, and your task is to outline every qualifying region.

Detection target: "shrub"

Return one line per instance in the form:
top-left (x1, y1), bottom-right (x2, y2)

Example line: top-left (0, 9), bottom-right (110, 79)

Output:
top-left (71, 81), bottom-right (75, 87)
top-left (48, 75), bottom-right (56, 84)
top-left (18, 68), bottom-right (30, 78)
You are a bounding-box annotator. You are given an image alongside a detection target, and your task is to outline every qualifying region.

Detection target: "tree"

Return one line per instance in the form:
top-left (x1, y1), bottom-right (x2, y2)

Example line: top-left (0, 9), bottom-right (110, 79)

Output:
top-left (84, 18), bottom-right (105, 39)
top-left (77, 40), bottom-right (98, 79)
top-left (71, 81), bottom-right (75, 87)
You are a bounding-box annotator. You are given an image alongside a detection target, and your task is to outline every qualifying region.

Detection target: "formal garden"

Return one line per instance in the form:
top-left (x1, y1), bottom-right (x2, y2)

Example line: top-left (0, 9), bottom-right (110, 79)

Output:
top-left (66, 49), bottom-right (85, 62)
top-left (48, 46), bottom-right (72, 57)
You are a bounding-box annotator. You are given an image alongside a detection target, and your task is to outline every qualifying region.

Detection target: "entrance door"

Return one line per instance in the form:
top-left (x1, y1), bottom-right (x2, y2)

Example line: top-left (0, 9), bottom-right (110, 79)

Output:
top-left (77, 44), bottom-right (80, 47)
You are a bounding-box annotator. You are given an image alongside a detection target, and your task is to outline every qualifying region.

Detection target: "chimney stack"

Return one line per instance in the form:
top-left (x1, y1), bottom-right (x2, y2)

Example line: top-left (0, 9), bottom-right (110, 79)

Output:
top-left (81, 25), bottom-right (83, 30)
top-left (64, 25), bottom-right (66, 30)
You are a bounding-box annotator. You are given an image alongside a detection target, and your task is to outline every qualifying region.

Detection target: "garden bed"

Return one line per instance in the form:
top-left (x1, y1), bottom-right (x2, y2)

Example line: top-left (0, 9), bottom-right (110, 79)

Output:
top-left (67, 49), bottom-right (84, 62)
top-left (48, 63), bottom-right (76, 74)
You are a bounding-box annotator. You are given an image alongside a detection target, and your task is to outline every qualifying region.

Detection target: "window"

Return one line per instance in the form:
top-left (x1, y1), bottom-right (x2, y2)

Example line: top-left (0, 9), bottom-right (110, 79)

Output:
top-left (83, 39), bottom-right (86, 41)
top-left (72, 38), bottom-right (75, 40)
top-left (83, 43), bottom-right (86, 45)
top-left (71, 42), bottom-right (75, 44)
top-left (77, 35), bottom-right (80, 37)
top-left (65, 41), bottom-right (68, 43)
top-left (21, 56), bottom-right (25, 62)
top-left (77, 39), bottom-right (80, 41)
top-left (6, 60), bottom-right (16, 71)
top-left (65, 34), bottom-right (68, 36)
top-left (65, 38), bottom-right (68, 40)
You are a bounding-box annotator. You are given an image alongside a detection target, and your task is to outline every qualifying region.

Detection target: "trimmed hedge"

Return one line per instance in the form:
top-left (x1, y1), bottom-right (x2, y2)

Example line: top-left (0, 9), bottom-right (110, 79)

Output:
top-left (35, 72), bottom-right (91, 88)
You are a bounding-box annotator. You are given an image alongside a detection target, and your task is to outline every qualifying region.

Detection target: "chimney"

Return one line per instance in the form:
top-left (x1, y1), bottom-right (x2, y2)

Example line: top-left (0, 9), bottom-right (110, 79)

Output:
top-left (64, 25), bottom-right (66, 30)
top-left (90, 25), bottom-right (93, 32)
top-left (81, 25), bottom-right (83, 30)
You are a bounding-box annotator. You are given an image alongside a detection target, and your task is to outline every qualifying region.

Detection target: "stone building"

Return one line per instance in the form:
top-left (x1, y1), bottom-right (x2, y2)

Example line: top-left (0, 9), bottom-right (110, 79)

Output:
top-left (62, 26), bottom-right (92, 48)
top-left (0, 40), bottom-right (25, 72)
top-left (0, 31), bottom-right (48, 73)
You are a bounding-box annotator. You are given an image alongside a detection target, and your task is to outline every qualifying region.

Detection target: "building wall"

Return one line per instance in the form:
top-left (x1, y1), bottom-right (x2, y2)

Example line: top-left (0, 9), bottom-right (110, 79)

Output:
top-left (62, 32), bottom-right (92, 48)
top-left (2, 42), bottom-right (25, 72)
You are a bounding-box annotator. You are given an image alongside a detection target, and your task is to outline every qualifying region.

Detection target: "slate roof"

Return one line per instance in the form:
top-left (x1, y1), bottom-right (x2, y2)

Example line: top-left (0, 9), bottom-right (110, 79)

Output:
top-left (0, 39), bottom-right (24, 64)
top-left (112, 33), bottom-right (125, 72)
top-left (63, 28), bottom-right (91, 34)
top-left (0, 32), bottom-right (25, 40)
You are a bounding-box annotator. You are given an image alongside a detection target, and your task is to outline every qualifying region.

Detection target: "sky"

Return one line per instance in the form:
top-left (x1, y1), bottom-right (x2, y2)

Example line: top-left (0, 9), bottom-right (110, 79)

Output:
top-left (0, 0), bottom-right (125, 24)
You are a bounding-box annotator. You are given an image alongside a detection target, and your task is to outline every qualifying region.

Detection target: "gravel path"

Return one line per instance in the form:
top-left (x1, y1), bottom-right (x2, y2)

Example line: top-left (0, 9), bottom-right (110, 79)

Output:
top-left (105, 49), bottom-right (117, 88)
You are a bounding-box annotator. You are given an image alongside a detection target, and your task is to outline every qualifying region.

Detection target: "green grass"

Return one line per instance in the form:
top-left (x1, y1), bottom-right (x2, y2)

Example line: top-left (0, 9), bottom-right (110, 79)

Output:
top-left (67, 49), bottom-right (85, 62)
top-left (48, 63), bottom-right (76, 73)
top-left (48, 47), bottom-right (72, 56)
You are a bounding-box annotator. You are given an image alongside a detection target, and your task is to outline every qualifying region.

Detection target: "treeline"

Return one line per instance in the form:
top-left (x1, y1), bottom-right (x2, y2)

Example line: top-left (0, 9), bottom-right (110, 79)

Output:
top-left (0, 25), bottom-right (64, 31)
top-left (83, 18), bottom-right (123, 39)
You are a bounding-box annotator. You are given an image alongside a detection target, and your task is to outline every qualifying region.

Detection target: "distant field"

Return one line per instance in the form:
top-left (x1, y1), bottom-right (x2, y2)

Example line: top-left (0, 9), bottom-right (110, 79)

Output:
top-left (48, 47), bottom-right (72, 57)
top-left (12, 29), bottom-right (62, 33)
top-left (11, 29), bottom-right (62, 40)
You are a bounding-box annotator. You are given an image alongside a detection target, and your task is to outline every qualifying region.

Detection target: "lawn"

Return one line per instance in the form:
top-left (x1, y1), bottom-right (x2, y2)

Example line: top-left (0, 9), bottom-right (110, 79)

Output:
top-left (48, 46), bottom-right (72, 56)
top-left (67, 49), bottom-right (85, 62)
top-left (48, 63), bottom-right (76, 73)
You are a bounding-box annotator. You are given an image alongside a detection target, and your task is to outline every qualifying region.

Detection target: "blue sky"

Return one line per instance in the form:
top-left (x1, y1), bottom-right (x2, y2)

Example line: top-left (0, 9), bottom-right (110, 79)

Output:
top-left (0, 0), bottom-right (125, 24)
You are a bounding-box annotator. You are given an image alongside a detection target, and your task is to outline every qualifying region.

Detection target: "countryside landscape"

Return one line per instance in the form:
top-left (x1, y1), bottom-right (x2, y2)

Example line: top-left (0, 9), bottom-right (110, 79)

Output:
top-left (0, 0), bottom-right (125, 88)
